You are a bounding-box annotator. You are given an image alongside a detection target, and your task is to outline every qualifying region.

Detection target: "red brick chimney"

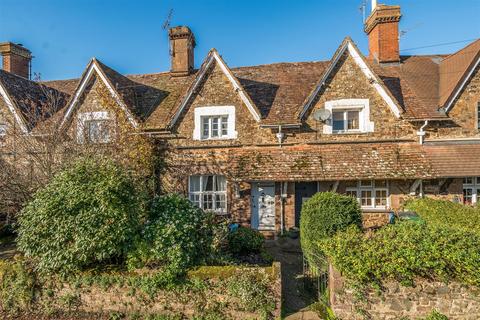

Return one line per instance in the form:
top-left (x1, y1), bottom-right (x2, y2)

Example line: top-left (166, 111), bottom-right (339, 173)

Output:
top-left (364, 3), bottom-right (401, 64)
top-left (0, 42), bottom-right (32, 79)
top-left (168, 26), bottom-right (195, 76)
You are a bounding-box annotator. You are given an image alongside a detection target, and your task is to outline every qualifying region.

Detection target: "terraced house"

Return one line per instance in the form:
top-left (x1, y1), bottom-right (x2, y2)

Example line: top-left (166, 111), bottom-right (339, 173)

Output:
top-left (1, 3), bottom-right (480, 235)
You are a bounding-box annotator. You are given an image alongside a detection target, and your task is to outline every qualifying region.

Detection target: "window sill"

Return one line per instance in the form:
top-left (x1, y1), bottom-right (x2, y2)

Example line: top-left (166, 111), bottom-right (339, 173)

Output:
top-left (332, 131), bottom-right (367, 135)
top-left (200, 137), bottom-right (235, 141)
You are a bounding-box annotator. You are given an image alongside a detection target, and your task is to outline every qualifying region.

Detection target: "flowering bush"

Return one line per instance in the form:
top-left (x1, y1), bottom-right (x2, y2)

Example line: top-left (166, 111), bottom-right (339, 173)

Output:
top-left (17, 157), bottom-right (144, 274)
top-left (127, 194), bottom-right (215, 273)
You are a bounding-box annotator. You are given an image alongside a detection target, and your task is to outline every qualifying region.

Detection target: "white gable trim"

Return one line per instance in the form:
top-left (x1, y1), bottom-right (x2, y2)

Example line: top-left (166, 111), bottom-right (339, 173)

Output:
top-left (59, 60), bottom-right (138, 130)
top-left (445, 55), bottom-right (480, 113)
top-left (299, 40), bottom-right (402, 120)
top-left (0, 81), bottom-right (29, 133)
top-left (169, 50), bottom-right (261, 128)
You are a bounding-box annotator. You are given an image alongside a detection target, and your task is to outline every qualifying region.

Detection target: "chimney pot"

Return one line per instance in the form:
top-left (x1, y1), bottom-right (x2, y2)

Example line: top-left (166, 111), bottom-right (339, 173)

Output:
top-left (364, 4), bottom-right (401, 64)
top-left (168, 26), bottom-right (195, 76)
top-left (0, 42), bottom-right (32, 79)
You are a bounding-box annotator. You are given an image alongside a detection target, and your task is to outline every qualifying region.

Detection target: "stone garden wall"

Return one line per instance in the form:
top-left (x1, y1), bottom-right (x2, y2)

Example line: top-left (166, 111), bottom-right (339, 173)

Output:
top-left (329, 265), bottom-right (480, 319)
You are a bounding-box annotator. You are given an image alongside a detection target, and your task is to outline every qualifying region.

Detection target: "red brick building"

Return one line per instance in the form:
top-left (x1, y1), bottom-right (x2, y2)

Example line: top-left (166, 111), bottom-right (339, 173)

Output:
top-left (1, 3), bottom-right (480, 234)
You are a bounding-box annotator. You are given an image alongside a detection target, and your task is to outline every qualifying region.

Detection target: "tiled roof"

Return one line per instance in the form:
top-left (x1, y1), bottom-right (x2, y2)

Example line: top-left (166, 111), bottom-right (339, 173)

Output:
top-left (0, 69), bottom-right (70, 131)
top-left (424, 142), bottom-right (480, 177)
top-left (170, 142), bottom-right (436, 181)
top-left (1, 39), bottom-right (479, 130)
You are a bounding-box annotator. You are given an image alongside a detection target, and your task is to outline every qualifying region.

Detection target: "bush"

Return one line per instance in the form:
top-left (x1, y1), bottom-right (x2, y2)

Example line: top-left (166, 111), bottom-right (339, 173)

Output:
top-left (227, 226), bottom-right (264, 255)
top-left (300, 192), bottom-right (362, 268)
top-left (127, 194), bottom-right (215, 273)
top-left (406, 198), bottom-right (480, 233)
top-left (17, 157), bottom-right (144, 274)
top-left (320, 222), bottom-right (480, 287)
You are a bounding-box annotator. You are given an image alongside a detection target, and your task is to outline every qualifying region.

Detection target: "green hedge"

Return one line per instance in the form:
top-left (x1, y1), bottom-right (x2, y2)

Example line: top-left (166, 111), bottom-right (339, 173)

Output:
top-left (320, 222), bottom-right (480, 287)
top-left (300, 192), bottom-right (362, 272)
top-left (406, 198), bottom-right (480, 233)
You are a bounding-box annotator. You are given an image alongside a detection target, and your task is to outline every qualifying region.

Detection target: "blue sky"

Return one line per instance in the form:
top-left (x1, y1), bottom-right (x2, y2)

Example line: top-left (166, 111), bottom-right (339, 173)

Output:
top-left (0, 0), bottom-right (479, 80)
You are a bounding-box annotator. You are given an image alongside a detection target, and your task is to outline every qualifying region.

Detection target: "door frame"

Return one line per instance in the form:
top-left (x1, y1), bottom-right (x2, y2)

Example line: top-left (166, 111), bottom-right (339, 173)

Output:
top-left (251, 182), bottom-right (276, 231)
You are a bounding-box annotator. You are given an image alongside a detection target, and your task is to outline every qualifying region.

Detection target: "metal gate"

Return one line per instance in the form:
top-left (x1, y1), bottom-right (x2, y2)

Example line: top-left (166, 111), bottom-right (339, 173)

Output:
top-left (303, 253), bottom-right (329, 304)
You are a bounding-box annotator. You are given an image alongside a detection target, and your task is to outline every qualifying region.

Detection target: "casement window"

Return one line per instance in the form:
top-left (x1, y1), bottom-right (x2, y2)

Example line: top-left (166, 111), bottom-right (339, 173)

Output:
top-left (323, 99), bottom-right (374, 134)
top-left (332, 109), bottom-right (360, 133)
top-left (462, 177), bottom-right (480, 205)
top-left (189, 175), bottom-right (227, 214)
top-left (193, 106), bottom-right (237, 140)
top-left (345, 180), bottom-right (389, 209)
top-left (201, 115), bottom-right (228, 139)
top-left (77, 111), bottom-right (112, 144)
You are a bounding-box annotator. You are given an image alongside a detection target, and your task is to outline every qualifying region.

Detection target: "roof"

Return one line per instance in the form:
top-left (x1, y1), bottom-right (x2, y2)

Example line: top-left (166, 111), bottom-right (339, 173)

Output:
top-left (424, 142), bottom-right (480, 177)
top-left (1, 38), bottom-right (479, 131)
top-left (169, 142), bottom-right (436, 181)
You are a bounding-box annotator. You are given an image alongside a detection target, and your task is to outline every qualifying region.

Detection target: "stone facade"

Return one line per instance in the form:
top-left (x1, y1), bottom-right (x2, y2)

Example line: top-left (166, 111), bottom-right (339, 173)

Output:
top-left (329, 265), bottom-right (480, 319)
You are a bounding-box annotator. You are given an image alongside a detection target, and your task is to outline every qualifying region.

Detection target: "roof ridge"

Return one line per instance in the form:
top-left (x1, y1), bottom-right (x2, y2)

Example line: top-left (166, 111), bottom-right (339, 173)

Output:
top-left (441, 38), bottom-right (480, 62)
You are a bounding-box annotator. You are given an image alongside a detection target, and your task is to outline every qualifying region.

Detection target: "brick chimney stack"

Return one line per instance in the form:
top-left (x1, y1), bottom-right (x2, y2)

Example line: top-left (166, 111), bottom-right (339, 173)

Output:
top-left (168, 26), bottom-right (195, 76)
top-left (0, 42), bottom-right (32, 79)
top-left (364, 3), bottom-right (402, 64)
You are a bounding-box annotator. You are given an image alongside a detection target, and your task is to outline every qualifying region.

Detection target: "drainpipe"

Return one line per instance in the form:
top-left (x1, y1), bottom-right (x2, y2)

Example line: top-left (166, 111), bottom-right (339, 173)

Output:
top-left (417, 120), bottom-right (429, 144)
top-left (280, 182), bottom-right (287, 235)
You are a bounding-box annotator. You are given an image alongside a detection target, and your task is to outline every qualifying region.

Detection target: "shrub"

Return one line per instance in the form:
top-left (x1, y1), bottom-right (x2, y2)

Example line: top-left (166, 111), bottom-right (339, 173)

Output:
top-left (300, 192), bottom-right (362, 269)
top-left (127, 194), bottom-right (215, 273)
top-left (320, 222), bottom-right (480, 287)
top-left (406, 197), bottom-right (480, 233)
top-left (17, 157), bottom-right (144, 274)
top-left (227, 226), bottom-right (264, 255)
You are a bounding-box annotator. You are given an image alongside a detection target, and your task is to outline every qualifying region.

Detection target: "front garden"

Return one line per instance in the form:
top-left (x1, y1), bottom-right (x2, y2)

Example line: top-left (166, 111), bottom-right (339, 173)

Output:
top-left (0, 157), bottom-right (280, 319)
top-left (300, 192), bottom-right (480, 320)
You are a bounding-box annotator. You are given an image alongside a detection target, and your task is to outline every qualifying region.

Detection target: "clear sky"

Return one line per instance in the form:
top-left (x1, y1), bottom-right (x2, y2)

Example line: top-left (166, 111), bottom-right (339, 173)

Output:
top-left (0, 0), bottom-right (479, 80)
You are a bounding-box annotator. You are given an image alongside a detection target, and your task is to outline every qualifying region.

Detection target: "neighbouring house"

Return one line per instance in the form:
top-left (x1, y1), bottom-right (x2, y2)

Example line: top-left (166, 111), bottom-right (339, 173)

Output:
top-left (1, 2), bottom-right (480, 236)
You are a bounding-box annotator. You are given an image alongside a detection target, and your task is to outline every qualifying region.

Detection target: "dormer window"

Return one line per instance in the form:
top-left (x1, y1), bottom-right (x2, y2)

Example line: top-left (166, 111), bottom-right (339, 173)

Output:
top-left (193, 106), bottom-right (237, 140)
top-left (323, 99), bottom-right (374, 134)
top-left (0, 123), bottom-right (6, 146)
top-left (77, 111), bottom-right (112, 144)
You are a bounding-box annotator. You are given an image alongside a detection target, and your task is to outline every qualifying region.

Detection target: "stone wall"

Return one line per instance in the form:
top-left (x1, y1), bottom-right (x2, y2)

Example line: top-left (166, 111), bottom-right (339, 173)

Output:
top-left (31, 263), bottom-right (282, 319)
top-left (329, 265), bottom-right (480, 319)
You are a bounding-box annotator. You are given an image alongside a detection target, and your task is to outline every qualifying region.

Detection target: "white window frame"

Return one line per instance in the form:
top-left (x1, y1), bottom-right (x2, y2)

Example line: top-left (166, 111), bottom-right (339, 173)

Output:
top-left (462, 177), bottom-right (480, 205)
top-left (188, 175), bottom-right (227, 214)
top-left (201, 115), bottom-right (229, 139)
top-left (323, 99), bottom-right (374, 134)
top-left (345, 180), bottom-right (389, 210)
top-left (193, 106), bottom-right (237, 140)
top-left (77, 111), bottom-right (112, 144)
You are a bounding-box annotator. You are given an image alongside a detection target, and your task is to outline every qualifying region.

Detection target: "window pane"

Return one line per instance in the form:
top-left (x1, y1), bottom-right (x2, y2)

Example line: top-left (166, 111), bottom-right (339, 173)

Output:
top-left (0, 124), bottom-right (6, 136)
top-left (346, 190), bottom-right (358, 198)
top-left (344, 181), bottom-right (357, 188)
top-left (332, 111), bottom-right (344, 132)
top-left (216, 194), bottom-right (226, 211)
top-left (464, 188), bottom-right (473, 205)
top-left (202, 117), bottom-right (209, 138)
top-left (211, 117), bottom-right (219, 137)
top-left (189, 176), bottom-right (200, 192)
top-left (361, 190), bottom-right (372, 207)
top-left (360, 180), bottom-right (373, 187)
top-left (202, 194), bottom-right (213, 210)
top-left (221, 116), bottom-right (228, 136)
top-left (375, 180), bottom-right (387, 188)
top-left (375, 190), bottom-right (387, 207)
top-left (347, 110), bottom-right (359, 130)
top-left (87, 120), bottom-right (110, 143)
top-left (215, 176), bottom-right (227, 191)
top-left (463, 177), bottom-right (474, 185)
top-left (189, 194), bottom-right (200, 207)
top-left (203, 176), bottom-right (214, 191)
